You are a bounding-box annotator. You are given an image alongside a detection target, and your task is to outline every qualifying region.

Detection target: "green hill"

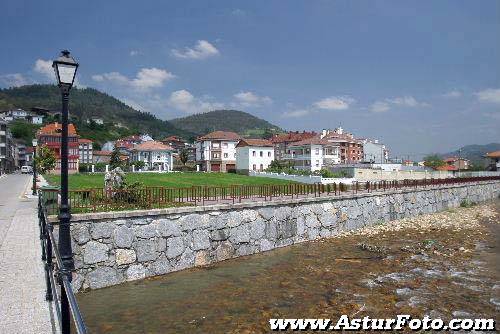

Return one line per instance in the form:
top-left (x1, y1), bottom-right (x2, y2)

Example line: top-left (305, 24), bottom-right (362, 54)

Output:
top-left (440, 143), bottom-right (500, 169)
top-left (0, 84), bottom-right (193, 147)
top-left (170, 110), bottom-right (283, 138)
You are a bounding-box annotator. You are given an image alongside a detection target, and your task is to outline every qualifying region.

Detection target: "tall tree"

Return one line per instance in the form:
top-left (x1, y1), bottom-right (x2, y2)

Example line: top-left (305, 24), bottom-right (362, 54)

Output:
top-left (179, 149), bottom-right (189, 166)
top-left (35, 145), bottom-right (56, 174)
top-left (423, 155), bottom-right (446, 169)
top-left (109, 146), bottom-right (122, 170)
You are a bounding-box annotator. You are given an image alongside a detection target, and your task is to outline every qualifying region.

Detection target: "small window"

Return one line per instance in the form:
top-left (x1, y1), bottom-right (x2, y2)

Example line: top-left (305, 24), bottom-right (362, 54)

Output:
top-left (260, 151), bottom-right (263, 157)
top-left (267, 151), bottom-right (271, 157)
top-left (222, 142), bottom-right (228, 148)
top-left (253, 164), bottom-right (256, 170)
top-left (252, 151), bottom-right (256, 157)
top-left (260, 164), bottom-right (263, 171)
top-left (315, 148), bottom-right (319, 155)
top-left (224, 153), bottom-right (228, 158)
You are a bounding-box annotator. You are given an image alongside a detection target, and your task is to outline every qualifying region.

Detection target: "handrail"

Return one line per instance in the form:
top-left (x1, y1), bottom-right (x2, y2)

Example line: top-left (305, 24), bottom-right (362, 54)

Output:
top-left (38, 193), bottom-right (87, 334)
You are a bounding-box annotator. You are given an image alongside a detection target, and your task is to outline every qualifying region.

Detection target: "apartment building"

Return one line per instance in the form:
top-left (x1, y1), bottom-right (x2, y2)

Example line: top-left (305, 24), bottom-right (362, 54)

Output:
top-left (362, 139), bottom-right (389, 164)
top-left (195, 131), bottom-right (241, 172)
top-left (321, 127), bottom-right (363, 164)
top-left (130, 141), bottom-right (174, 171)
top-left (0, 121), bottom-right (15, 174)
top-left (78, 138), bottom-right (93, 164)
top-left (284, 136), bottom-right (341, 172)
top-left (443, 157), bottom-right (470, 170)
top-left (37, 122), bottom-right (80, 174)
top-left (235, 139), bottom-right (274, 173)
top-left (270, 131), bottom-right (317, 160)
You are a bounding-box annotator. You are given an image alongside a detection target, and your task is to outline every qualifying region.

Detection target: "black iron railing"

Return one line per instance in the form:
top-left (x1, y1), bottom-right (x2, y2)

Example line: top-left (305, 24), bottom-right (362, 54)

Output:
top-left (38, 193), bottom-right (87, 334)
top-left (41, 176), bottom-right (500, 215)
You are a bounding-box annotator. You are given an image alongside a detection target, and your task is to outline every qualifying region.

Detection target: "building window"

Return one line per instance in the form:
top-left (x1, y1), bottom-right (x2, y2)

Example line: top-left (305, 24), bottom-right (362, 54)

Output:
top-left (224, 153), bottom-right (228, 158)
top-left (316, 160), bottom-right (320, 167)
top-left (267, 151), bottom-right (271, 157)
top-left (315, 148), bottom-right (319, 155)
top-left (260, 151), bottom-right (263, 157)
top-left (252, 150), bottom-right (256, 157)
top-left (260, 164), bottom-right (263, 171)
top-left (253, 164), bottom-right (256, 170)
top-left (222, 142), bottom-right (228, 148)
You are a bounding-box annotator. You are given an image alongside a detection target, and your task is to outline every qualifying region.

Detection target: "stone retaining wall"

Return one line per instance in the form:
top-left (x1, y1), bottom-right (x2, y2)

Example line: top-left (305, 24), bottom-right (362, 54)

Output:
top-left (68, 181), bottom-right (500, 291)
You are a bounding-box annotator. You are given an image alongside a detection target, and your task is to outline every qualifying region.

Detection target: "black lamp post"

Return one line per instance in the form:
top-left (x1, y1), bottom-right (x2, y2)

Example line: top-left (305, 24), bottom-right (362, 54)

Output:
top-left (32, 138), bottom-right (38, 195)
top-left (53, 50), bottom-right (78, 334)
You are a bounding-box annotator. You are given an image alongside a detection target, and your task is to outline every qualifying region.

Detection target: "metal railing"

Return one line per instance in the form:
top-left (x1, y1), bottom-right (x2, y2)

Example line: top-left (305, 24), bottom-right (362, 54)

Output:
top-left (38, 193), bottom-right (87, 334)
top-left (41, 176), bottom-right (500, 215)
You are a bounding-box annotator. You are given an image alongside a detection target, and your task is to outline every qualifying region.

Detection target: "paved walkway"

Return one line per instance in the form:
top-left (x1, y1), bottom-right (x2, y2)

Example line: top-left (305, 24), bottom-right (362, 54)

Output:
top-left (0, 174), bottom-right (56, 333)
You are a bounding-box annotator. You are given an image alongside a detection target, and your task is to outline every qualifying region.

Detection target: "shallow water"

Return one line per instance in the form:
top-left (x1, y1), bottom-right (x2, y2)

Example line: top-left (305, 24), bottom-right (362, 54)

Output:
top-left (77, 201), bottom-right (500, 333)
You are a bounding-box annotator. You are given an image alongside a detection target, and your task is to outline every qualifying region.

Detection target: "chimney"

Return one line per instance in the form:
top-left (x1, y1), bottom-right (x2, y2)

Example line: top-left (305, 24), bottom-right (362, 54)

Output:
top-left (321, 129), bottom-right (327, 138)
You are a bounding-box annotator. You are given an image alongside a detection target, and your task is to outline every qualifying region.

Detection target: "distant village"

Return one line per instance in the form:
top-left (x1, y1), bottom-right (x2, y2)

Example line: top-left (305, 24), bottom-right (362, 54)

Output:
top-left (1, 107), bottom-right (500, 176)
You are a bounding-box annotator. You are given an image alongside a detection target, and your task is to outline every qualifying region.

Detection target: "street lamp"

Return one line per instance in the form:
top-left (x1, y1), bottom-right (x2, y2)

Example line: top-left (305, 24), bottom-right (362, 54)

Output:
top-left (32, 138), bottom-right (38, 195)
top-left (53, 50), bottom-right (78, 334)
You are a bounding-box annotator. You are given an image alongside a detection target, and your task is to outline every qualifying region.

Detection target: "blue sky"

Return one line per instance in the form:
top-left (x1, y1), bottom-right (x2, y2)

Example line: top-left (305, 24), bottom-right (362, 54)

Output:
top-left (0, 0), bottom-right (499, 158)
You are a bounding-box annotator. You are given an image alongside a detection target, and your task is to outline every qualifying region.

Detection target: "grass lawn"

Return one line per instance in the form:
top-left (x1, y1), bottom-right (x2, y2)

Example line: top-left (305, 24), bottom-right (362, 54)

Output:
top-left (44, 172), bottom-right (297, 190)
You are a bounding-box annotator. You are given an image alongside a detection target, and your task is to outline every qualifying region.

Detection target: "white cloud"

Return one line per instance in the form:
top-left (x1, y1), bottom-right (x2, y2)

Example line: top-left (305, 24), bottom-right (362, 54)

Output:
top-left (370, 95), bottom-right (428, 113)
top-left (0, 73), bottom-right (33, 87)
top-left (313, 96), bottom-right (355, 110)
top-left (370, 101), bottom-right (390, 113)
top-left (281, 109), bottom-right (311, 118)
top-left (168, 89), bottom-right (224, 114)
top-left (34, 59), bottom-right (54, 80)
top-left (129, 50), bottom-right (139, 56)
top-left (442, 90), bottom-right (462, 98)
top-left (172, 40), bottom-right (219, 60)
top-left (92, 68), bottom-right (175, 91)
top-left (233, 91), bottom-right (272, 107)
top-left (475, 88), bottom-right (500, 104)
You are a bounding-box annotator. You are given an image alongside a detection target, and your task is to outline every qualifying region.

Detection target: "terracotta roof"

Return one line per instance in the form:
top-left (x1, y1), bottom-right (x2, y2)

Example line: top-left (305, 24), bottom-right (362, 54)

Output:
top-left (162, 135), bottom-right (185, 142)
top-left (132, 141), bottom-right (173, 151)
top-left (485, 151), bottom-right (500, 158)
top-left (78, 138), bottom-right (93, 144)
top-left (237, 139), bottom-right (273, 147)
top-left (289, 136), bottom-right (330, 147)
top-left (115, 140), bottom-right (134, 149)
top-left (435, 165), bottom-right (457, 171)
top-left (198, 131), bottom-right (241, 141)
top-left (37, 122), bottom-right (77, 136)
top-left (121, 135), bottom-right (141, 142)
top-left (93, 150), bottom-right (112, 156)
top-left (270, 131), bottom-right (316, 144)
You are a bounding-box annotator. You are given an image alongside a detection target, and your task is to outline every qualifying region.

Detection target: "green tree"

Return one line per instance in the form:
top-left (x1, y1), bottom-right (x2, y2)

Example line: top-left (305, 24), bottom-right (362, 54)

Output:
top-left (179, 149), bottom-right (189, 166)
top-left (109, 146), bottom-right (122, 170)
top-left (35, 145), bottom-right (56, 174)
top-left (423, 155), bottom-right (446, 169)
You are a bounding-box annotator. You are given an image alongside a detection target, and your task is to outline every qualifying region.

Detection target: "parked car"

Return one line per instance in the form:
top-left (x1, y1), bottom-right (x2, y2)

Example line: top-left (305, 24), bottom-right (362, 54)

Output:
top-left (21, 165), bottom-right (33, 174)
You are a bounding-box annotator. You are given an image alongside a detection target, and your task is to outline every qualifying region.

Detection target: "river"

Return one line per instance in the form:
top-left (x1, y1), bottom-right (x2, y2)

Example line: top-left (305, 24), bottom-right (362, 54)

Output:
top-left (77, 200), bottom-right (499, 333)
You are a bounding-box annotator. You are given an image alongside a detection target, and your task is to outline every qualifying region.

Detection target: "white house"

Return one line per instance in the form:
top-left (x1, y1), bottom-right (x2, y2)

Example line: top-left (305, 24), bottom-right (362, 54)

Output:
top-left (195, 131), bottom-right (241, 172)
top-left (284, 136), bottom-right (342, 172)
top-left (236, 139), bottom-right (274, 173)
top-left (131, 141), bottom-right (174, 171)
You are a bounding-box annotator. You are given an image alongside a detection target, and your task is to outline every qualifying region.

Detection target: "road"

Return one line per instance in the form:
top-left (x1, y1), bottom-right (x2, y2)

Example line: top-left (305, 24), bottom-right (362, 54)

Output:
top-left (0, 173), bottom-right (32, 248)
top-left (0, 173), bottom-right (56, 333)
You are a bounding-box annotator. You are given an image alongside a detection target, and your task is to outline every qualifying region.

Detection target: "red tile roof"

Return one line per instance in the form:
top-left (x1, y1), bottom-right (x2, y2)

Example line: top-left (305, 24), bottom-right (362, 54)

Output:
top-left (435, 165), bottom-right (457, 171)
top-left (162, 135), bottom-right (185, 142)
top-left (237, 139), bottom-right (274, 147)
top-left (198, 131), bottom-right (241, 141)
top-left (38, 122), bottom-right (77, 136)
top-left (289, 136), bottom-right (330, 147)
top-left (78, 138), bottom-right (93, 144)
top-left (132, 141), bottom-right (173, 151)
top-left (485, 151), bottom-right (500, 158)
top-left (93, 150), bottom-right (112, 156)
top-left (270, 131), bottom-right (317, 144)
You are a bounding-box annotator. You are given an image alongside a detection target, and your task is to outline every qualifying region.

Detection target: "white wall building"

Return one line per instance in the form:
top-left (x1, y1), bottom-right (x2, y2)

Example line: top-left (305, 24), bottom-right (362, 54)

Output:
top-left (195, 131), bottom-right (241, 172)
top-left (131, 141), bottom-right (174, 171)
top-left (284, 137), bottom-right (341, 172)
top-left (236, 139), bottom-right (275, 173)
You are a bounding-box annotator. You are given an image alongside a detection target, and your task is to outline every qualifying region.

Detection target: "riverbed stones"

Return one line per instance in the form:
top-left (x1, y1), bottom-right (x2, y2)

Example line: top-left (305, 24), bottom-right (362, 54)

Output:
top-left (83, 241), bottom-right (108, 264)
top-left (69, 181), bottom-right (499, 291)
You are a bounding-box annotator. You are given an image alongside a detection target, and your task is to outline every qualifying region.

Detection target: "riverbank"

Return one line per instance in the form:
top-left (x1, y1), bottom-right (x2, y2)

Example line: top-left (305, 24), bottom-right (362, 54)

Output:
top-left (77, 200), bottom-right (499, 333)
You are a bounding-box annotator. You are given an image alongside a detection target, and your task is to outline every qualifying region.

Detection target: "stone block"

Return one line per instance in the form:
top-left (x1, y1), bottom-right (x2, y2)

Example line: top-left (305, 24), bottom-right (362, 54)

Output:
top-left (116, 249), bottom-right (136, 265)
top-left (215, 241), bottom-right (234, 261)
top-left (134, 239), bottom-right (158, 262)
top-left (192, 229), bottom-right (210, 250)
top-left (194, 250), bottom-right (210, 266)
top-left (229, 224), bottom-right (251, 243)
top-left (91, 222), bottom-right (116, 239)
top-left (134, 223), bottom-right (158, 239)
top-left (87, 267), bottom-right (121, 289)
top-left (83, 241), bottom-right (108, 264)
top-left (156, 219), bottom-right (182, 237)
top-left (72, 225), bottom-right (90, 245)
top-left (210, 229), bottom-right (228, 241)
top-left (166, 236), bottom-right (184, 259)
top-left (126, 264), bottom-right (146, 281)
top-left (113, 225), bottom-right (134, 248)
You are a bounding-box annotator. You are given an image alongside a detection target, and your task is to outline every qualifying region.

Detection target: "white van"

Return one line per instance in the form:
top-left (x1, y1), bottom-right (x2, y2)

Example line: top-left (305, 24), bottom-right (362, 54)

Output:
top-left (21, 166), bottom-right (33, 174)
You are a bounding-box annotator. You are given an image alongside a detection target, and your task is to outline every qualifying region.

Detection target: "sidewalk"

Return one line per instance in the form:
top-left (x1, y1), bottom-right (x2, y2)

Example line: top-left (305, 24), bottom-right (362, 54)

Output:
top-left (0, 175), bottom-right (56, 333)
